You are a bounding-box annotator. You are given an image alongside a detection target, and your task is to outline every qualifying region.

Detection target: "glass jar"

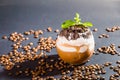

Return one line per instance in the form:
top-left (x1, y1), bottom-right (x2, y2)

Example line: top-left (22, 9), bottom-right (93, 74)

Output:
top-left (56, 28), bottom-right (94, 64)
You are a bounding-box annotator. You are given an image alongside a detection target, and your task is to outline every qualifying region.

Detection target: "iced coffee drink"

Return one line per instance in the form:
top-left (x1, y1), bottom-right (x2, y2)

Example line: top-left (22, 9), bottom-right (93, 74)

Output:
top-left (56, 13), bottom-right (94, 64)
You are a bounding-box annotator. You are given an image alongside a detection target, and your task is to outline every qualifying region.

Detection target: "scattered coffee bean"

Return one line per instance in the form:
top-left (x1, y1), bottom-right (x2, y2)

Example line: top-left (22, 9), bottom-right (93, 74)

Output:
top-left (24, 31), bottom-right (30, 35)
top-left (104, 62), bottom-right (112, 67)
top-left (116, 60), bottom-right (120, 64)
top-left (101, 69), bottom-right (106, 74)
top-left (54, 29), bottom-right (59, 33)
top-left (93, 28), bottom-right (98, 32)
top-left (98, 35), bottom-right (103, 38)
top-left (98, 34), bottom-right (109, 38)
top-left (29, 29), bottom-right (35, 34)
top-left (110, 66), bottom-right (114, 69)
top-left (118, 45), bottom-right (120, 48)
top-left (114, 73), bottom-right (119, 77)
top-left (28, 42), bottom-right (34, 46)
top-left (106, 26), bottom-right (120, 32)
top-left (97, 44), bottom-right (119, 55)
top-left (2, 35), bottom-right (8, 39)
top-left (106, 28), bottom-right (111, 32)
top-left (47, 27), bottom-right (52, 32)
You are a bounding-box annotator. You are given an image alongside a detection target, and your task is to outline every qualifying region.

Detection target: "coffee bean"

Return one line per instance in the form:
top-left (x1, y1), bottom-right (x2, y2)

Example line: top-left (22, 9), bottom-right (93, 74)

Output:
top-left (73, 33), bottom-right (79, 39)
top-left (110, 66), bottom-right (114, 69)
top-left (2, 35), bottom-right (8, 39)
top-left (93, 28), bottom-right (98, 32)
top-left (114, 74), bottom-right (119, 77)
top-left (116, 60), bottom-right (120, 64)
top-left (47, 27), bottom-right (52, 32)
top-left (54, 29), bottom-right (59, 33)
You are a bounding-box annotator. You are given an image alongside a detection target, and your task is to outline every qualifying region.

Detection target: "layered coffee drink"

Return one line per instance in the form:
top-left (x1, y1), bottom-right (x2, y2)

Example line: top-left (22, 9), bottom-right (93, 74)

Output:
top-left (56, 26), bottom-right (94, 64)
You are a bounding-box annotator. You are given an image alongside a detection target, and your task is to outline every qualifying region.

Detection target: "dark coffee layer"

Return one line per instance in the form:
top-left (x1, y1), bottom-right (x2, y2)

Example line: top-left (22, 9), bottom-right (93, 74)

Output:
top-left (59, 25), bottom-right (91, 40)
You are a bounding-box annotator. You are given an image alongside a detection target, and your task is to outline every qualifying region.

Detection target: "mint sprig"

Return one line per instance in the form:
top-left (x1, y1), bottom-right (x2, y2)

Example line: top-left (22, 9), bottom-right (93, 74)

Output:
top-left (61, 13), bottom-right (93, 29)
top-left (74, 13), bottom-right (81, 25)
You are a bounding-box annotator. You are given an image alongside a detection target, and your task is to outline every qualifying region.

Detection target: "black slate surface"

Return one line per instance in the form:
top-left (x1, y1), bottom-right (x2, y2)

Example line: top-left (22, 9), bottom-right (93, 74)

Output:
top-left (0, 0), bottom-right (120, 80)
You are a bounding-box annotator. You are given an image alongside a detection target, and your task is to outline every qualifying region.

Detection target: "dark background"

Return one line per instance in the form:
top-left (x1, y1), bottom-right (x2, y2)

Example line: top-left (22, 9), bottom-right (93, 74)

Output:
top-left (0, 0), bottom-right (120, 80)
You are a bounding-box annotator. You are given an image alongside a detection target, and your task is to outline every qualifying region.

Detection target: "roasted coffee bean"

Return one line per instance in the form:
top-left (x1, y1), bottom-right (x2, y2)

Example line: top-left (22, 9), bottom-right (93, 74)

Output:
top-left (47, 27), bottom-right (52, 32)
top-left (98, 35), bottom-right (103, 38)
top-left (54, 29), bottom-right (59, 33)
top-left (101, 69), bottom-right (106, 74)
top-left (114, 74), bottom-right (119, 77)
top-left (118, 45), bottom-right (120, 48)
top-left (24, 31), bottom-right (30, 35)
top-left (91, 74), bottom-right (97, 79)
top-left (93, 28), bottom-right (98, 32)
top-left (73, 33), bottom-right (79, 39)
top-left (116, 60), bottom-right (120, 64)
top-left (2, 35), bottom-right (8, 39)
top-left (100, 77), bottom-right (105, 80)
top-left (110, 66), bottom-right (114, 69)
top-left (104, 62), bottom-right (112, 67)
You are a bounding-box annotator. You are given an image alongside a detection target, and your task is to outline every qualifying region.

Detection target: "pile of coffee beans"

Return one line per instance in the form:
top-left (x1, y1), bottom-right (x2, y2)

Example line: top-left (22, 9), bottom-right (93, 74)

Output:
top-left (32, 62), bottom-right (106, 80)
top-left (98, 34), bottom-right (109, 38)
top-left (109, 61), bottom-right (120, 80)
top-left (97, 44), bottom-right (119, 55)
top-left (31, 60), bottom-right (120, 80)
top-left (106, 26), bottom-right (120, 32)
top-left (0, 28), bottom-right (56, 70)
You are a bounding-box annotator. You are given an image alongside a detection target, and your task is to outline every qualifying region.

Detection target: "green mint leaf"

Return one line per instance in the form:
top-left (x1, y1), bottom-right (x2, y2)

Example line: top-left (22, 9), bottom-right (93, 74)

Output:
top-left (82, 22), bottom-right (93, 27)
top-left (74, 13), bottom-right (81, 24)
top-left (61, 13), bottom-right (93, 29)
top-left (75, 13), bottom-right (80, 19)
top-left (61, 20), bottom-right (75, 29)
